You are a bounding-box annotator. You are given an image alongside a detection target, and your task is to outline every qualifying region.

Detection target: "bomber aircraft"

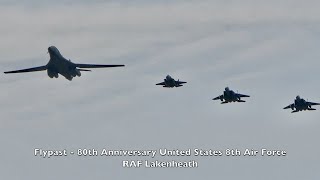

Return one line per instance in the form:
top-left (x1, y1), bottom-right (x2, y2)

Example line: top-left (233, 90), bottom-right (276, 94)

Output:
top-left (4, 46), bottom-right (125, 81)
top-left (156, 75), bottom-right (187, 88)
top-left (212, 87), bottom-right (250, 104)
top-left (283, 96), bottom-right (320, 113)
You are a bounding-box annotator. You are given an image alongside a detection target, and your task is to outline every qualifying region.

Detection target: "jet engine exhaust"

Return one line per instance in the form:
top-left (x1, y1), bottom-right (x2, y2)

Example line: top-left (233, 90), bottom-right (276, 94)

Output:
top-left (47, 69), bottom-right (58, 78)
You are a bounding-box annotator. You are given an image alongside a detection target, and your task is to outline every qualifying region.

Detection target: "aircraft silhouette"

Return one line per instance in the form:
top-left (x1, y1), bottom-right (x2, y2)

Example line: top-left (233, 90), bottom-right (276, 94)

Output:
top-left (156, 75), bottom-right (187, 88)
top-left (213, 87), bottom-right (250, 104)
top-left (284, 96), bottom-right (320, 113)
top-left (4, 46), bottom-right (124, 81)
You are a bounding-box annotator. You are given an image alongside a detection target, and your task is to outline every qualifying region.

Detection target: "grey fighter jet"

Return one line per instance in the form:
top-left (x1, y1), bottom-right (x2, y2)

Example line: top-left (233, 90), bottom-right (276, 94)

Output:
top-left (283, 96), bottom-right (320, 113)
top-left (212, 87), bottom-right (250, 104)
top-left (156, 75), bottom-right (187, 88)
top-left (4, 46), bottom-right (125, 81)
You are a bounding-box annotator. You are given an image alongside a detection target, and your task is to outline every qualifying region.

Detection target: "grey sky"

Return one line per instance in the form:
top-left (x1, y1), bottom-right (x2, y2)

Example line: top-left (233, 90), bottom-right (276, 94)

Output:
top-left (0, 1), bottom-right (320, 179)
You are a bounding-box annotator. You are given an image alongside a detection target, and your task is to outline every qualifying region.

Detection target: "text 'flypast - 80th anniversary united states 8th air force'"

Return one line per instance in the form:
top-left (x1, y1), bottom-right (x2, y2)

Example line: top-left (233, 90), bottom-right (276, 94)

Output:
top-left (34, 148), bottom-right (287, 168)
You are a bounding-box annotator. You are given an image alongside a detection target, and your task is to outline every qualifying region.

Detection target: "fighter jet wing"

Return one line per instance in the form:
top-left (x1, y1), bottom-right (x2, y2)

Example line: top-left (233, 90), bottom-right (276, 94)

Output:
top-left (307, 102), bottom-right (320, 106)
top-left (237, 93), bottom-right (250, 98)
top-left (212, 95), bottom-right (223, 100)
top-left (156, 82), bottom-right (165, 85)
top-left (283, 104), bottom-right (294, 109)
top-left (76, 64), bottom-right (125, 68)
top-left (4, 65), bottom-right (47, 74)
top-left (176, 80), bottom-right (187, 85)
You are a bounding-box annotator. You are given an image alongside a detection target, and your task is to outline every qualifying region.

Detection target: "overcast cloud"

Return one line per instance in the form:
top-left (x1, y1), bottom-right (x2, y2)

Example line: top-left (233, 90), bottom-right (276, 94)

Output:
top-left (0, 1), bottom-right (320, 179)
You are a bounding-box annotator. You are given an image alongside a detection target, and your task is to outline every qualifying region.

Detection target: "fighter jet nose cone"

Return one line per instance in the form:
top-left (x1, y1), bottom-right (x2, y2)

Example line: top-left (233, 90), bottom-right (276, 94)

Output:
top-left (48, 46), bottom-right (55, 52)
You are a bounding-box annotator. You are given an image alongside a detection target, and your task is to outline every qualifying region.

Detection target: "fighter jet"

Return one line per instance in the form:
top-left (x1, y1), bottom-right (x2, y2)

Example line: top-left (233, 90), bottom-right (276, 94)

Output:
top-left (156, 75), bottom-right (187, 88)
top-left (283, 96), bottom-right (320, 113)
top-left (4, 46), bottom-right (125, 81)
top-left (212, 87), bottom-right (250, 104)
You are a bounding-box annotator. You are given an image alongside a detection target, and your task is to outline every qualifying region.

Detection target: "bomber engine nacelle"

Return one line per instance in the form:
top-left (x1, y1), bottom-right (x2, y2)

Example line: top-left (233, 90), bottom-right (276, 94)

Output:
top-left (75, 69), bottom-right (81, 77)
top-left (47, 69), bottom-right (58, 78)
top-left (71, 69), bottom-right (81, 77)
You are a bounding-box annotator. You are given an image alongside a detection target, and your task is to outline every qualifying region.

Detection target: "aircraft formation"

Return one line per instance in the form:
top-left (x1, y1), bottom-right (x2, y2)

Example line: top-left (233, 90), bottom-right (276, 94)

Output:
top-left (3, 46), bottom-right (320, 113)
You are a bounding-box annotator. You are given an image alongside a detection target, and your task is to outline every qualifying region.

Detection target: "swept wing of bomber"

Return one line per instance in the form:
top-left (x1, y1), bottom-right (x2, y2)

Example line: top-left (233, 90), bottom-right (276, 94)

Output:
top-left (4, 46), bottom-right (125, 81)
top-left (213, 87), bottom-right (250, 104)
top-left (283, 96), bottom-right (320, 113)
top-left (156, 75), bottom-right (187, 88)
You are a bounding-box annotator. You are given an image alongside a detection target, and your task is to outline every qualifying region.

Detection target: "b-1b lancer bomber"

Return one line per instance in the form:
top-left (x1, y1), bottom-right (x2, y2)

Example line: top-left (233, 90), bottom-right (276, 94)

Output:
top-left (156, 75), bottom-right (187, 88)
top-left (4, 46), bottom-right (125, 81)
top-left (212, 87), bottom-right (250, 104)
top-left (283, 96), bottom-right (320, 113)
